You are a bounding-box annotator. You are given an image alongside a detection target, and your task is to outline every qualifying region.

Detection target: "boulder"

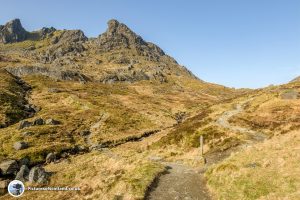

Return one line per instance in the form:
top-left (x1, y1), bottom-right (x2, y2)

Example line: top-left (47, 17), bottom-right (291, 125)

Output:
top-left (45, 153), bottom-right (56, 163)
top-left (0, 160), bottom-right (19, 175)
top-left (28, 166), bottom-right (50, 184)
top-left (19, 120), bottom-right (32, 129)
top-left (33, 118), bottom-right (44, 125)
top-left (15, 165), bottom-right (30, 182)
top-left (45, 119), bottom-right (60, 125)
top-left (14, 141), bottom-right (29, 150)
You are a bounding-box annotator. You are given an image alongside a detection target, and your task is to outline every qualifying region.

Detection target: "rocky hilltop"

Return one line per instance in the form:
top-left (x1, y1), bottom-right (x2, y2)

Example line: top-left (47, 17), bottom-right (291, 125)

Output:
top-left (97, 19), bottom-right (170, 62)
top-left (0, 19), bottom-right (27, 43)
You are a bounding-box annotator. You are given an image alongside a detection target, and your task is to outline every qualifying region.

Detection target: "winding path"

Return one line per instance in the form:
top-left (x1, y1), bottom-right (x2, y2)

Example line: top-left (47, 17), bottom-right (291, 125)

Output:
top-left (216, 98), bottom-right (267, 142)
top-left (147, 98), bottom-right (268, 200)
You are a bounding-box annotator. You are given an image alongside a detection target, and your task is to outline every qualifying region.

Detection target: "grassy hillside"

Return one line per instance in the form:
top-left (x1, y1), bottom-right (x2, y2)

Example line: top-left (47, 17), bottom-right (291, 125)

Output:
top-left (0, 69), bottom-right (30, 127)
top-left (205, 130), bottom-right (300, 200)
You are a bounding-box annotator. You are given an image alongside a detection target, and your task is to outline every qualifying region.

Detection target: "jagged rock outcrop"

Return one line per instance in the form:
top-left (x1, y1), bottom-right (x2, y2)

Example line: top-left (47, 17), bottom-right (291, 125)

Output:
top-left (34, 27), bottom-right (56, 40)
top-left (0, 19), bottom-right (28, 43)
top-left (99, 65), bottom-right (168, 83)
top-left (0, 19), bottom-right (198, 84)
top-left (97, 19), bottom-right (175, 63)
top-left (15, 165), bottom-right (30, 182)
top-left (39, 30), bottom-right (88, 63)
top-left (6, 66), bottom-right (90, 83)
top-left (28, 166), bottom-right (50, 184)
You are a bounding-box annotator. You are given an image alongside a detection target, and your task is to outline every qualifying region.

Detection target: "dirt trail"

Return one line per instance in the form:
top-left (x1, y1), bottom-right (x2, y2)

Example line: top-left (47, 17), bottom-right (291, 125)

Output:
top-left (146, 98), bottom-right (269, 200)
top-left (216, 98), bottom-right (267, 142)
top-left (146, 162), bottom-right (211, 200)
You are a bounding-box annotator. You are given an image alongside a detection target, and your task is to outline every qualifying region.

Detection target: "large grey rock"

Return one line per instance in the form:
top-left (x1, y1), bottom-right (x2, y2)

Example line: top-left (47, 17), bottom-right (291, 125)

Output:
top-left (100, 69), bottom-right (150, 84)
top-left (15, 165), bottom-right (30, 182)
top-left (6, 66), bottom-right (90, 83)
top-left (28, 166), bottom-right (50, 184)
top-left (14, 141), bottom-right (29, 150)
top-left (0, 19), bottom-right (28, 43)
top-left (0, 160), bottom-right (19, 175)
top-left (45, 153), bottom-right (56, 163)
top-left (19, 120), bottom-right (32, 129)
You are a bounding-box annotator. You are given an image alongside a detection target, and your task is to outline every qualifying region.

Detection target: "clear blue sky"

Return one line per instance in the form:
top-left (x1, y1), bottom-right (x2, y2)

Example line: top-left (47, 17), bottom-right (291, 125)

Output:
top-left (1, 0), bottom-right (299, 88)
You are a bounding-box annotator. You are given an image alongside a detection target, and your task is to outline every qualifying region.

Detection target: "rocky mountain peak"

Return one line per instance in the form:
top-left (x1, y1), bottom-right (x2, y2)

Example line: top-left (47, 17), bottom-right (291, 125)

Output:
top-left (98, 19), bottom-right (146, 50)
top-left (97, 19), bottom-right (168, 63)
top-left (0, 18), bottom-right (28, 43)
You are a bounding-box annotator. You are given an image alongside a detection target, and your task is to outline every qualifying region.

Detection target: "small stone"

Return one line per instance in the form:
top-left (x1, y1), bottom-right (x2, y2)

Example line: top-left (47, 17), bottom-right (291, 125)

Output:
top-left (45, 119), bottom-right (60, 125)
top-left (0, 160), bottom-right (19, 175)
top-left (14, 141), bottom-right (29, 150)
top-left (60, 152), bottom-right (68, 158)
top-left (148, 156), bottom-right (163, 162)
top-left (19, 121), bottom-right (32, 129)
top-left (22, 131), bottom-right (33, 136)
top-left (80, 130), bottom-right (90, 136)
top-left (245, 162), bottom-right (260, 168)
top-left (48, 88), bottom-right (60, 93)
top-left (45, 153), bottom-right (56, 163)
top-left (15, 165), bottom-right (30, 182)
top-left (33, 118), bottom-right (44, 125)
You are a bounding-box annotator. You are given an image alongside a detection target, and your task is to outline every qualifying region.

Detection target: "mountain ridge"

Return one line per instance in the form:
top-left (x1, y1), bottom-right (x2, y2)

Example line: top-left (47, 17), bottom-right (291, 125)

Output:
top-left (0, 18), bottom-right (201, 84)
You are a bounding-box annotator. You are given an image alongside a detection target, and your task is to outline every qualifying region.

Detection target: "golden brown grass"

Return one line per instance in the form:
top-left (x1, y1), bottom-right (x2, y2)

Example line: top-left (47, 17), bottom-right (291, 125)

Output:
top-left (205, 131), bottom-right (300, 200)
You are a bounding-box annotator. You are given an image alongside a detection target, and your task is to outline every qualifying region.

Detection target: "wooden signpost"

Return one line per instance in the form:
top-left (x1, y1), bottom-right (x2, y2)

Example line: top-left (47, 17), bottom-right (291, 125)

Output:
top-left (200, 135), bottom-right (204, 156)
top-left (200, 135), bottom-right (206, 164)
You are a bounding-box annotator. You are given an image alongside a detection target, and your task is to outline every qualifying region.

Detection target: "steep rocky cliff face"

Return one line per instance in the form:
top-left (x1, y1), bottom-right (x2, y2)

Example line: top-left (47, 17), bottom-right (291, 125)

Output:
top-left (0, 19), bottom-right (28, 43)
top-left (38, 30), bottom-right (87, 63)
top-left (96, 19), bottom-right (170, 63)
